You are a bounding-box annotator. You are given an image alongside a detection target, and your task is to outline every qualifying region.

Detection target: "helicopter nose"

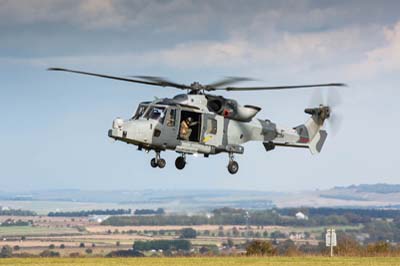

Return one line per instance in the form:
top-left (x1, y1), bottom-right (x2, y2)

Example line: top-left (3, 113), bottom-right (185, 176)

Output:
top-left (108, 119), bottom-right (153, 145)
top-left (108, 118), bottom-right (127, 139)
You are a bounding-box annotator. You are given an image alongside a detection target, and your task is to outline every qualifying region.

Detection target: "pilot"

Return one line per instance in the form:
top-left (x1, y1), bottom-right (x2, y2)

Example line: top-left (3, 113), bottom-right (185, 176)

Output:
top-left (180, 117), bottom-right (196, 141)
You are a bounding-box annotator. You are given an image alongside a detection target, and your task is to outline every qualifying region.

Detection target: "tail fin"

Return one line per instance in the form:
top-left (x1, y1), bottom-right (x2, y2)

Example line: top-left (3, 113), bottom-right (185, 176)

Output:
top-left (308, 129), bottom-right (328, 154)
top-left (295, 105), bottom-right (330, 154)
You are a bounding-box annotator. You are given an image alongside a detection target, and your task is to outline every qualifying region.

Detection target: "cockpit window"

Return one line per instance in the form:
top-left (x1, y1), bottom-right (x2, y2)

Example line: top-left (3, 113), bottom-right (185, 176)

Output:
top-left (144, 106), bottom-right (166, 123)
top-left (132, 104), bottom-right (148, 120)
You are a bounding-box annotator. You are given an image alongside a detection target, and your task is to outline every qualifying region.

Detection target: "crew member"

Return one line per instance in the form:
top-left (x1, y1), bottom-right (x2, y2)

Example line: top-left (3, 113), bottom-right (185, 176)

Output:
top-left (180, 117), bottom-right (196, 141)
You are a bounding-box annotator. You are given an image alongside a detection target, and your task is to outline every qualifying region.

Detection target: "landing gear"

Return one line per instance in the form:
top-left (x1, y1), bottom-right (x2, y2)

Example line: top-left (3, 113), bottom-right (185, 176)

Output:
top-left (150, 158), bottom-right (158, 168)
top-left (151, 151), bottom-right (166, 168)
top-left (175, 155), bottom-right (186, 170)
top-left (158, 158), bottom-right (166, 169)
top-left (227, 153), bottom-right (239, 174)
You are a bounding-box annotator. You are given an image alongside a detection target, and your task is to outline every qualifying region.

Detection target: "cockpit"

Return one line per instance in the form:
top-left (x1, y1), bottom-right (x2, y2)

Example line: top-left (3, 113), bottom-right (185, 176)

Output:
top-left (131, 103), bottom-right (167, 124)
top-left (144, 106), bottom-right (166, 123)
top-left (132, 103), bottom-right (148, 120)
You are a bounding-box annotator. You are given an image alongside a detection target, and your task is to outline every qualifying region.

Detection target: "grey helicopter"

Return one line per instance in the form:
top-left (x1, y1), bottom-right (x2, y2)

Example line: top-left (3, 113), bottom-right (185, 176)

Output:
top-left (48, 67), bottom-right (345, 174)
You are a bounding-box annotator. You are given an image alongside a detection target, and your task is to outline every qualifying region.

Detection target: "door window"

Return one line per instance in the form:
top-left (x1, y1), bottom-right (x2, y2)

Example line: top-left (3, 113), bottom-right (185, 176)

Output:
top-left (166, 109), bottom-right (176, 127)
top-left (206, 118), bottom-right (217, 134)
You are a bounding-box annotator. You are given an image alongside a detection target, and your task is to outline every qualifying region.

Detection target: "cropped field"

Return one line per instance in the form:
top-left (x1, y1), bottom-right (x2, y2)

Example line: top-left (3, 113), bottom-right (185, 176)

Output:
top-left (0, 226), bottom-right (80, 236)
top-left (0, 257), bottom-right (399, 266)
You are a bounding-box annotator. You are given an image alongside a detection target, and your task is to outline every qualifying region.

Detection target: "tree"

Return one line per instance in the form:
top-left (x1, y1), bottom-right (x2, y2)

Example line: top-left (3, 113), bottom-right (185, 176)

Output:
top-left (367, 241), bottom-right (391, 255)
top-left (60, 244), bottom-right (65, 249)
top-left (226, 238), bottom-right (234, 248)
top-left (49, 244), bottom-right (55, 249)
top-left (39, 250), bottom-right (60, 257)
top-left (0, 245), bottom-right (12, 258)
top-left (13, 245), bottom-right (20, 251)
top-left (85, 248), bottom-right (93, 254)
top-left (276, 239), bottom-right (298, 256)
top-left (79, 242), bottom-right (85, 248)
top-left (180, 228), bottom-right (197, 239)
top-left (232, 227), bottom-right (240, 237)
top-left (246, 240), bottom-right (276, 256)
top-left (335, 234), bottom-right (361, 256)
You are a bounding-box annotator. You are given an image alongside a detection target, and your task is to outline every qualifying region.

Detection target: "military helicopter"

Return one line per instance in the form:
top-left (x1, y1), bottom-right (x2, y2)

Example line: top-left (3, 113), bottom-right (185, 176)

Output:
top-left (48, 67), bottom-right (345, 174)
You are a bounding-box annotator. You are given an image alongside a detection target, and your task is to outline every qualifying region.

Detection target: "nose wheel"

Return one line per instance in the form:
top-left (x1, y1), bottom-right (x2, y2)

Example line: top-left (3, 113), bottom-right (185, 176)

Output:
top-left (151, 151), bottom-right (166, 169)
top-left (175, 155), bottom-right (186, 170)
top-left (227, 153), bottom-right (239, 174)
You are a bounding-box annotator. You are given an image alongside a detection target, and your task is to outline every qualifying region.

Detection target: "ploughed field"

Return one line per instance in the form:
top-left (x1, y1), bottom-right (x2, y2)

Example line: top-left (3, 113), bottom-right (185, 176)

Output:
top-left (0, 257), bottom-right (399, 266)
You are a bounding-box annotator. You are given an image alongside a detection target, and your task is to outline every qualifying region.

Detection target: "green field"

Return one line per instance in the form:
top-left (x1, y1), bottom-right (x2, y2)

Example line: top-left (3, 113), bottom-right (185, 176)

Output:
top-left (0, 226), bottom-right (80, 236)
top-left (0, 257), bottom-right (399, 266)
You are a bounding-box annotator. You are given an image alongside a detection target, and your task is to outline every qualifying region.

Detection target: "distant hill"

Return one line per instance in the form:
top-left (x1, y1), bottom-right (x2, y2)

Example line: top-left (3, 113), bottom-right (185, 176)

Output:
top-left (349, 184), bottom-right (400, 194)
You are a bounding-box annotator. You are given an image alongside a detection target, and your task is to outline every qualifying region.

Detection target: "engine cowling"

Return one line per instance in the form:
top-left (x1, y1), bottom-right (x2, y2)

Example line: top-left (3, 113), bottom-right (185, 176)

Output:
top-left (206, 96), bottom-right (261, 122)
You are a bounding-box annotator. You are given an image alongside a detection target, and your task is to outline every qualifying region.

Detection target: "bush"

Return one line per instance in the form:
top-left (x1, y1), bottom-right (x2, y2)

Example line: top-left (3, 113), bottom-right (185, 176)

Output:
top-left (48, 244), bottom-right (55, 249)
top-left (60, 244), bottom-right (65, 249)
top-left (79, 242), bottom-right (85, 248)
top-left (133, 240), bottom-right (191, 251)
top-left (39, 250), bottom-right (60, 257)
top-left (106, 249), bottom-right (144, 257)
top-left (246, 240), bottom-right (276, 256)
top-left (85, 248), bottom-right (93, 254)
top-left (0, 245), bottom-right (13, 258)
top-left (69, 252), bottom-right (81, 258)
top-left (180, 228), bottom-right (197, 239)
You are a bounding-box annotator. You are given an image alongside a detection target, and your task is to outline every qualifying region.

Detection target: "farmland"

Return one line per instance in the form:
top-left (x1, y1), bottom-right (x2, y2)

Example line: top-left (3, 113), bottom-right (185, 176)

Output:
top-left (0, 257), bottom-right (399, 266)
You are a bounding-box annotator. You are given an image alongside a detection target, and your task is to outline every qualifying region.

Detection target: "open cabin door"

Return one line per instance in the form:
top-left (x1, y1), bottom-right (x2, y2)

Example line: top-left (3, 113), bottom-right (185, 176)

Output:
top-left (178, 110), bottom-right (202, 143)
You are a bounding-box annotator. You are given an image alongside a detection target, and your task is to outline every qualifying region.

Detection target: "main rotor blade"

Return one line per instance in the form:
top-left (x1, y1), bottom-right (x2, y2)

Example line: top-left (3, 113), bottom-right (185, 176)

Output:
top-left (47, 68), bottom-right (184, 89)
top-left (134, 75), bottom-right (189, 90)
top-left (206, 77), bottom-right (253, 89)
top-left (219, 83), bottom-right (346, 91)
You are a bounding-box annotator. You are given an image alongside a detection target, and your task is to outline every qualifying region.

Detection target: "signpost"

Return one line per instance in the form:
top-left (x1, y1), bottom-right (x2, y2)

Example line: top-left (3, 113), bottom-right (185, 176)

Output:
top-left (325, 228), bottom-right (337, 257)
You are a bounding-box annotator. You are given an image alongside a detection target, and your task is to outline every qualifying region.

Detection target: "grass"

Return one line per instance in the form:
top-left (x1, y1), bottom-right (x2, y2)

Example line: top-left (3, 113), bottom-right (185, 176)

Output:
top-left (0, 226), bottom-right (79, 236)
top-left (0, 257), bottom-right (399, 266)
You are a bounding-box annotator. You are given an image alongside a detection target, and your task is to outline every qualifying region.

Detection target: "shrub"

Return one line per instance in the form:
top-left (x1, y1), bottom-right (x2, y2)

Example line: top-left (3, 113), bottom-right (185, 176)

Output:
top-left (39, 250), bottom-right (60, 257)
top-left (246, 240), bottom-right (276, 256)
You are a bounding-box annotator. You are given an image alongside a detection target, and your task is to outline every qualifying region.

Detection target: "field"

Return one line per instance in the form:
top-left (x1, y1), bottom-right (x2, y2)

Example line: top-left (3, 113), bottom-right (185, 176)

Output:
top-left (0, 257), bottom-right (399, 266)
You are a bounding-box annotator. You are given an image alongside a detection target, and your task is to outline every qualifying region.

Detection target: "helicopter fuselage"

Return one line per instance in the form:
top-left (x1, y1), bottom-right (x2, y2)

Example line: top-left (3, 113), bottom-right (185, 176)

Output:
top-left (107, 93), bottom-right (321, 170)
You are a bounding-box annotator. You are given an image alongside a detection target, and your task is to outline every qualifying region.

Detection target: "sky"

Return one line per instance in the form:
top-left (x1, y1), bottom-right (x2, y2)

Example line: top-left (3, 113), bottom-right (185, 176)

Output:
top-left (1, 0), bottom-right (400, 192)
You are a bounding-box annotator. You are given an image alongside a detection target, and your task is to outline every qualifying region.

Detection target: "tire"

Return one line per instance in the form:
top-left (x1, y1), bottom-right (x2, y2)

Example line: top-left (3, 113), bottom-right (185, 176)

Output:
top-left (228, 160), bottom-right (239, 174)
top-left (150, 158), bottom-right (158, 168)
top-left (158, 158), bottom-right (166, 168)
top-left (175, 157), bottom-right (186, 170)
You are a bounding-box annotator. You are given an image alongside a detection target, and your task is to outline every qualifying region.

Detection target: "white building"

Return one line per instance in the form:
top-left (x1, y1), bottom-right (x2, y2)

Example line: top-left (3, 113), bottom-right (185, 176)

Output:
top-left (295, 212), bottom-right (308, 220)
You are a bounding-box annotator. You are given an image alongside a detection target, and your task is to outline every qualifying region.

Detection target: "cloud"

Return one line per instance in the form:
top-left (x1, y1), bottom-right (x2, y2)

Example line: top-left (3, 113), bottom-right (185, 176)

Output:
top-left (346, 21), bottom-right (400, 79)
top-left (0, 0), bottom-right (127, 29)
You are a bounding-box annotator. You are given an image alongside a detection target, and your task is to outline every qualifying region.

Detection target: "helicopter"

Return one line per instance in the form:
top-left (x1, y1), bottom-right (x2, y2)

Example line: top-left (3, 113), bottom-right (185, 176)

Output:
top-left (48, 67), bottom-right (345, 174)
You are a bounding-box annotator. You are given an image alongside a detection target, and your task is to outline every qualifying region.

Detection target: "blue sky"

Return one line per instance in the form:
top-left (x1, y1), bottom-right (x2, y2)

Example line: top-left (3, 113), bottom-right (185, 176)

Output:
top-left (1, 0), bottom-right (399, 191)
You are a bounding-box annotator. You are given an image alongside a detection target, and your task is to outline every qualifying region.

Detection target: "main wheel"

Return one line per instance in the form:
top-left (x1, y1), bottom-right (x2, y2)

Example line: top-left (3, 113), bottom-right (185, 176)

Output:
top-left (227, 160), bottom-right (239, 174)
top-left (150, 158), bottom-right (158, 168)
top-left (175, 157), bottom-right (186, 170)
top-left (158, 158), bottom-right (166, 168)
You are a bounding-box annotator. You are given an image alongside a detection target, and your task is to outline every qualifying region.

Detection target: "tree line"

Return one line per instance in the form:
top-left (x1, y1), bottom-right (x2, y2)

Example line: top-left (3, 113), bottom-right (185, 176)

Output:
top-left (102, 207), bottom-right (400, 227)
top-left (48, 209), bottom-right (131, 217)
